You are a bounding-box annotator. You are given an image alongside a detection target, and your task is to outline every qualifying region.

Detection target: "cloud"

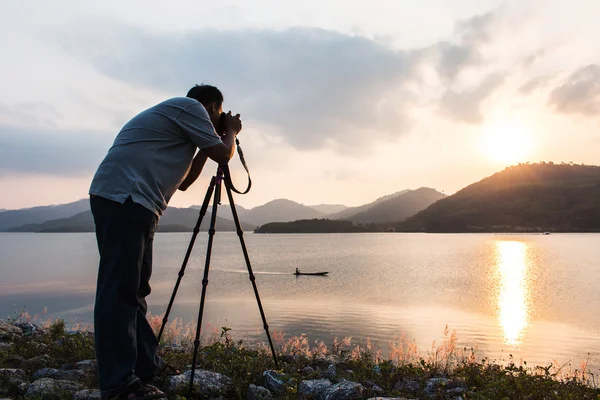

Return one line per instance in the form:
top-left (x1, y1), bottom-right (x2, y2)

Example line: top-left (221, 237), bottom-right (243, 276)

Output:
top-left (55, 24), bottom-right (418, 154)
top-left (0, 124), bottom-right (112, 176)
top-left (519, 75), bottom-right (554, 95)
top-left (549, 64), bottom-right (600, 116)
top-left (40, 8), bottom-right (508, 156)
top-left (431, 8), bottom-right (503, 81)
top-left (0, 102), bottom-right (63, 128)
top-left (439, 73), bottom-right (506, 124)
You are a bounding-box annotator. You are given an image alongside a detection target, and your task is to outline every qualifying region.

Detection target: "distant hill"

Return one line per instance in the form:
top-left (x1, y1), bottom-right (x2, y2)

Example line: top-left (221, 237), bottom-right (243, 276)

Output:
top-left (400, 163), bottom-right (600, 232)
top-left (158, 206), bottom-right (254, 231)
top-left (10, 211), bottom-right (96, 232)
top-left (349, 188), bottom-right (447, 224)
top-left (255, 219), bottom-right (376, 234)
top-left (9, 206), bottom-right (254, 233)
top-left (326, 190), bottom-right (411, 220)
top-left (308, 204), bottom-right (348, 214)
top-left (240, 199), bottom-right (325, 226)
top-left (189, 203), bottom-right (254, 225)
top-left (0, 199), bottom-right (90, 231)
top-left (190, 199), bottom-right (325, 226)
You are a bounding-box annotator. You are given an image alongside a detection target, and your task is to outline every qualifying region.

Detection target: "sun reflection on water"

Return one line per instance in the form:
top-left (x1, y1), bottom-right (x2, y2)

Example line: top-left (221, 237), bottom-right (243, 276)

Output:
top-left (494, 241), bottom-right (531, 346)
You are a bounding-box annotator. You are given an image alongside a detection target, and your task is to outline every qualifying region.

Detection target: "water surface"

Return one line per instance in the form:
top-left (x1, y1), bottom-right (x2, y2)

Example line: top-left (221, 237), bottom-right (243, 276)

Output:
top-left (1, 232), bottom-right (599, 373)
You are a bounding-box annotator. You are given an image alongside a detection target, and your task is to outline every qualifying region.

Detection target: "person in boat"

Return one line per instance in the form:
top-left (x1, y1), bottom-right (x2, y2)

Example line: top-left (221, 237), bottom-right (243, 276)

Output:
top-left (295, 267), bottom-right (300, 274)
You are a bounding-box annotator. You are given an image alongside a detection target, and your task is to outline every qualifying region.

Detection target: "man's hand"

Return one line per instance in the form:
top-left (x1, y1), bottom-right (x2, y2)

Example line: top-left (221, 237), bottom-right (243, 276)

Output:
top-left (223, 111), bottom-right (242, 136)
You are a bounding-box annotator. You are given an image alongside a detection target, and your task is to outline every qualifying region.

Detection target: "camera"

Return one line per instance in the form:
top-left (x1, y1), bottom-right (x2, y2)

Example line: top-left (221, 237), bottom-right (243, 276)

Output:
top-left (217, 112), bottom-right (227, 137)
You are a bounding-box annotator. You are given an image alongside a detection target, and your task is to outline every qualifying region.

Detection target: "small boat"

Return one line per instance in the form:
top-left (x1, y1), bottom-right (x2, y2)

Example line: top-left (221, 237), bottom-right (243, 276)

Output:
top-left (293, 270), bottom-right (328, 276)
top-left (543, 232), bottom-right (551, 235)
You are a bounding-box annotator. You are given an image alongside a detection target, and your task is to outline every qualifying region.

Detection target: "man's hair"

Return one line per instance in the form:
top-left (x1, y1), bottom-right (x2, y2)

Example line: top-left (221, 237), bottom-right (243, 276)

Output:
top-left (186, 84), bottom-right (224, 108)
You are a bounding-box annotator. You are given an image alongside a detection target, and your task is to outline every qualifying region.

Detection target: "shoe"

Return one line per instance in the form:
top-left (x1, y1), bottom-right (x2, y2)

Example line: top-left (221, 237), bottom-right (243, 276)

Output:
top-left (102, 380), bottom-right (167, 400)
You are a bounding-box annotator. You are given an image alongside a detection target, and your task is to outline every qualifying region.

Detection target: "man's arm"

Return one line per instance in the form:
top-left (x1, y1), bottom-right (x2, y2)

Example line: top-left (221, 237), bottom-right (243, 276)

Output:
top-left (202, 112), bottom-right (241, 164)
top-left (179, 150), bottom-right (208, 191)
top-left (178, 112), bottom-right (242, 190)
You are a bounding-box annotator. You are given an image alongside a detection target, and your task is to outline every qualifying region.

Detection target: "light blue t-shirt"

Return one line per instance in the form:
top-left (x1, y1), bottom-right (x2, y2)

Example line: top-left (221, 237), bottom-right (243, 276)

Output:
top-left (90, 97), bottom-right (223, 216)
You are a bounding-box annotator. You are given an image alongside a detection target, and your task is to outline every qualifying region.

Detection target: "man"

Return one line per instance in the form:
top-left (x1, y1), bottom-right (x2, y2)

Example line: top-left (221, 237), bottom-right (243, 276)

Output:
top-left (89, 84), bottom-right (241, 399)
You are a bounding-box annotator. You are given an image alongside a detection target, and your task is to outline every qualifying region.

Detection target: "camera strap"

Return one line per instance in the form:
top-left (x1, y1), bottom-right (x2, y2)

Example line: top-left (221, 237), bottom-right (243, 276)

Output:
top-left (222, 137), bottom-right (251, 194)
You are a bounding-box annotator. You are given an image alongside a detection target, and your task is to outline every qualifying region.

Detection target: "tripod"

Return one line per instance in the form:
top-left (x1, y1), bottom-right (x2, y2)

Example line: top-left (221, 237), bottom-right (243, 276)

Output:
top-left (157, 165), bottom-right (278, 396)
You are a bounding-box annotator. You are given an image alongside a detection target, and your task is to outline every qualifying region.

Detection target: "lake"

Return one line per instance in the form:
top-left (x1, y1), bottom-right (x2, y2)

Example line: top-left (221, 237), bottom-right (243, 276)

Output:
top-left (1, 232), bottom-right (599, 373)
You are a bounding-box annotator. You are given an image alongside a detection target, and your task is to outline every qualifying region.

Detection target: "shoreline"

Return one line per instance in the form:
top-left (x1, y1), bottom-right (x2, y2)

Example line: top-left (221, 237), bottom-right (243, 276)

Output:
top-left (1, 318), bottom-right (599, 399)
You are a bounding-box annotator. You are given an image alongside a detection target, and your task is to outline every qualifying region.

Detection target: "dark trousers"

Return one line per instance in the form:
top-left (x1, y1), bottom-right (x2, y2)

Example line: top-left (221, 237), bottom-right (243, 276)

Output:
top-left (90, 196), bottom-right (165, 396)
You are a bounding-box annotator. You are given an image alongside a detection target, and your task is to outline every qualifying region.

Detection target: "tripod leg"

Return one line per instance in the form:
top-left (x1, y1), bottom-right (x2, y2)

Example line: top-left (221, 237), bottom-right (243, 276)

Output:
top-left (157, 177), bottom-right (216, 343)
top-left (224, 182), bottom-right (279, 369)
top-left (189, 174), bottom-right (222, 396)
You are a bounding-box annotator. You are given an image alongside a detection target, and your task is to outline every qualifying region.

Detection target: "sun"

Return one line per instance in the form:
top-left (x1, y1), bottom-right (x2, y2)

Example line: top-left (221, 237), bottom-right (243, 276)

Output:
top-left (480, 121), bottom-right (533, 164)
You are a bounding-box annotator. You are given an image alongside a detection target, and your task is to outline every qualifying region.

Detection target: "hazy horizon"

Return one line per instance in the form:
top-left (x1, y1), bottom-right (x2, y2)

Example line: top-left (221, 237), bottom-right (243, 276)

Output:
top-left (2, 1), bottom-right (600, 210)
top-left (0, 185), bottom-right (439, 211)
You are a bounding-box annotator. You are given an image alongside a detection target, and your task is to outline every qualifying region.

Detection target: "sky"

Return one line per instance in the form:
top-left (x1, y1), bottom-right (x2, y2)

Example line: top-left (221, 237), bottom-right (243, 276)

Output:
top-left (1, 0), bottom-right (599, 210)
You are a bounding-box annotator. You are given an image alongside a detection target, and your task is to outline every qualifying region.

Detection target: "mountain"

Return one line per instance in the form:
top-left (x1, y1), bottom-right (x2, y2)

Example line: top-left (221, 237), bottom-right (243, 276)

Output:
top-left (198, 199), bottom-right (326, 226)
top-left (245, 199), bottom-right (325, 226)
top-left (158, 206), bottom-right (254, 231)
top-left (325, 190), bottom-right (411, 220)
top-left (308, 204), bottom-right (348, 214)
top-left (9, 206), bottom-right (254, 232)
top-left (400, 163), bottom-right (600, 232)
top-left (190, 204), bottom-right (254, 225)
top-left (10, 211), bottom-right (96, 232)
top-left (349, 188), bottom-right (447, 224)
top-left (0, 199), bottom-right (90, 231)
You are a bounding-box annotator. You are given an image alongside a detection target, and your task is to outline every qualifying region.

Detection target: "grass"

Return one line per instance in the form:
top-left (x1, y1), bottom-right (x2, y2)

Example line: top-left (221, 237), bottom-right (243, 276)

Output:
top-left (1, 313), bottom-right (599, 399)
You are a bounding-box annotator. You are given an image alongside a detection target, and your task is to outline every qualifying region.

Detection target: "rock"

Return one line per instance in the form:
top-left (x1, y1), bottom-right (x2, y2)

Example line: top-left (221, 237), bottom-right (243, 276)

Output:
top-left (393, 380), bottom-right (420, 394)
top-left (0, 320), bottom-right (22, 341)
top-left (16, 322), bottom-right (45, 336)
top-left (424, 378), bottom-right (449, 396)
top-left (262, 370), bottom-right (288, 396)
top-left (23, 356), bottom-right (52, 372)
top-left (371, 385), bottom-right (385, 395)
top-left (366, 398), bottom-right (412, 400)
top-left (313, 356), bottom-right (335, 370)
top-left (32, 368), bottom-right (85, 381)
top-left (0, 369), bottom-right (27, 395)
top-left (75, 360), bottom-right (97, 373)
top-left (301, 366), bottom-right (315, 376)
top-left (166, 369), bottom-right (234, 397)
top-left (246, 384), bottom-right (273, 400)
top-left (447, 387), bottom-right (465, 396)
top-left (73, 389), bottom-right (102, 400)
top-left (298, 379), bottom-right (332, 399)
top-left (0, 343), bottom-right (12, 350)
top-left (58, 369), bottom-right (85, 381)
top-left (323, 380), bottom-right (364, 400)
top-left (3, 356), bottom-right (24, 369)
top-left (18, 382), bottom-right (30, 395)
top-left (162, 343), bottom-right (186, 353)
top-left (322, 364), bottom-right (336, 380)
top-left (25, 378), bottom-right (82, 398)
top-left (0, 368), bottom-right (27, 381)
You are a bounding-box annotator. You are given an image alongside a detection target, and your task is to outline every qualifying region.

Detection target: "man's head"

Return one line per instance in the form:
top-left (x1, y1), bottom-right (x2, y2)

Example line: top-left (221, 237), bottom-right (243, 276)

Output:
top-left (186, 84), bottom-right (223, 128)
